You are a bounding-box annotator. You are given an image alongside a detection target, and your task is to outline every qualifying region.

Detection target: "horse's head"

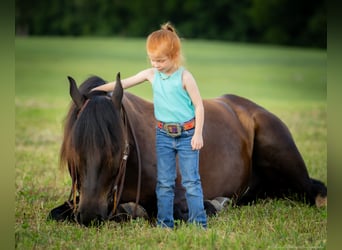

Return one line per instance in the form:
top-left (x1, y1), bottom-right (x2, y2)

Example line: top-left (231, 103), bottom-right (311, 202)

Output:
top-left (61, 73), bottom-right (127, 226)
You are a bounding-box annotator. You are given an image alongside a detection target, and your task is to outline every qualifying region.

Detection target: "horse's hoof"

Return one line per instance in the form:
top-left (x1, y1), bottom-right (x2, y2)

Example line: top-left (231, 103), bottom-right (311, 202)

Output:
top-left (204, 200), bottom-right (218, 216)
top-left (204, 197), bottom-right (231, 216)
top-left (209, 200), bottom-right (223, 212)
top-left (315, 194), bottom-right (327, 208)
top-left (116, 202), bottom-right (149, 219)
top-left (213, 197), bottom-right (231, 209)
top-left (47, 201), bottom-right (75, 222)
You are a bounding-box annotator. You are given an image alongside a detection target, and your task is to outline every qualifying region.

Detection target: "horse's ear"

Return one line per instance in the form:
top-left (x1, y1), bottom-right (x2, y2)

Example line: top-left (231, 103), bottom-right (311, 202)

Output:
top-left (112, 72), bottom-right (123, 109)
top-left (68, 76), bottom-right (85, 109)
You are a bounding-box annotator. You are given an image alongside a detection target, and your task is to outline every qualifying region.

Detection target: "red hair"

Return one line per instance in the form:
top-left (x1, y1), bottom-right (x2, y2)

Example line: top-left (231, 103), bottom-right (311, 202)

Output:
top-left (146, 22), bottom-right (183, 67)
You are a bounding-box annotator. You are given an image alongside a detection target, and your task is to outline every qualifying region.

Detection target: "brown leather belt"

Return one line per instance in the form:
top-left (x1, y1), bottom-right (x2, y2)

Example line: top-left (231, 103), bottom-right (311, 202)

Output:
top-left (157, 118), bottom-right (195, 136)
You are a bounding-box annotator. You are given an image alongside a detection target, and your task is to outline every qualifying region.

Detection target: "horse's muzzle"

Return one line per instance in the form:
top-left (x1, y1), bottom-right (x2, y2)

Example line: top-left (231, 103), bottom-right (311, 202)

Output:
top-left (76, 210), bottom-right (106, 226)
top-left (76, 200), bottom-right (109, 226)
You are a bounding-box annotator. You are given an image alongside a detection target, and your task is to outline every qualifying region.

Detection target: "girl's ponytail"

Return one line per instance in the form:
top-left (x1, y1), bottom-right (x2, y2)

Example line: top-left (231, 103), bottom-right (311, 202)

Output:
top-left (161, 22), bottom-right (176, 34)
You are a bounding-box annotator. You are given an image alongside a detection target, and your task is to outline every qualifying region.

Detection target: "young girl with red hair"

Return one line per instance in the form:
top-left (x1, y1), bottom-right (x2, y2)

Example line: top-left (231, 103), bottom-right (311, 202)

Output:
top-left (93, 22), bottom-right (207, 229)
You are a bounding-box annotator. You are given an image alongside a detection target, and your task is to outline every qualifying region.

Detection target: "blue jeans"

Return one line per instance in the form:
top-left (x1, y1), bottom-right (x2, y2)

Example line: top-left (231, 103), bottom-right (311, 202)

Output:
top-left (155, 127), bottom-right (207, 228)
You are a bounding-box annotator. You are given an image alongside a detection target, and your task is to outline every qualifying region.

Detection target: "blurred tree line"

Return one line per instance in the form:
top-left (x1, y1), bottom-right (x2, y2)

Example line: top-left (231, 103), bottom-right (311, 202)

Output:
top-left (15, 0), bottom-right (326, 48)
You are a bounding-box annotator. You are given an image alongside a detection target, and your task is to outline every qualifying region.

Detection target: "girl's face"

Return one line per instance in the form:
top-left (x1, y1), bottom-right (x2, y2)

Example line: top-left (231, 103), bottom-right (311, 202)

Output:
top-left (148, 53), bottom-right (176, 74)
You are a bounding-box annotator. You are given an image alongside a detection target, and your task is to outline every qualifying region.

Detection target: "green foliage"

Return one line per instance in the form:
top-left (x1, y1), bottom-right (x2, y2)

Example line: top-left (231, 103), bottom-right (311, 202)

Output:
top-left (248, 0), bottom-right (326, 47)
top-left (15, 37), bottom-right (326, 249)
top-left (15, 0), bottom-right (326, 48)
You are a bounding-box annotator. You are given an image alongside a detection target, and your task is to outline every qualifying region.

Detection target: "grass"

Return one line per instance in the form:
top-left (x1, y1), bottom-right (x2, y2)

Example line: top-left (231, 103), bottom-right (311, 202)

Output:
top-left (15, 37), bottom-right (326, 249)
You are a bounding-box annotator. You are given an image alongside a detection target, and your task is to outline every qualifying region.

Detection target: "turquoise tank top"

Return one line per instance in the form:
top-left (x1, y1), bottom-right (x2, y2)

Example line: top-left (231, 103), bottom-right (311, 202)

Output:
top-left (152, 67), bottom-right (195, 123)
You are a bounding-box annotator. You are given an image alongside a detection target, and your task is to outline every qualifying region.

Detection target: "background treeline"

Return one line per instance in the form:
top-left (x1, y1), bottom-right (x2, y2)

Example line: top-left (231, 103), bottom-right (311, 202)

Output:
top-left (15, 0), bottom-right (326, 48)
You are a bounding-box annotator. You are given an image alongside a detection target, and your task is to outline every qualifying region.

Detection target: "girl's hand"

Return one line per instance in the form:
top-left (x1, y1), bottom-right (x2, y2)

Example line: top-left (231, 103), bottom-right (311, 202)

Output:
top-left (191, 134), bottom-right (203, 150)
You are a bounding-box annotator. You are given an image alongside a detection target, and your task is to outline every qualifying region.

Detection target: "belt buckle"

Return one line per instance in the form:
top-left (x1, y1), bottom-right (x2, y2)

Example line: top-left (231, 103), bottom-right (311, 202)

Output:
top-left (163, 123), bottom-right (182, 137)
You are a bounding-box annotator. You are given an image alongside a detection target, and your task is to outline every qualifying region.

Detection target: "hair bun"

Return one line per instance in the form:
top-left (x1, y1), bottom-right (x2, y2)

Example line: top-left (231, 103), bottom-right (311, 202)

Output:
top-left (161, 22), bottom-right (175, 33)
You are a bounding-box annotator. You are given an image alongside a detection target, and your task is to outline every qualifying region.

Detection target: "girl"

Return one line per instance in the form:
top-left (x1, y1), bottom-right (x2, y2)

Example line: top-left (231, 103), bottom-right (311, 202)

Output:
top-left (92, 22), bottom-right (207, 229)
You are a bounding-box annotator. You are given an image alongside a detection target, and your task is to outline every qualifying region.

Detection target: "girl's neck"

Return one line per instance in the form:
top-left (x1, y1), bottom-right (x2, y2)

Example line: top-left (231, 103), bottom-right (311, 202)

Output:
top-left (161, 65), bottom-right (179, 76)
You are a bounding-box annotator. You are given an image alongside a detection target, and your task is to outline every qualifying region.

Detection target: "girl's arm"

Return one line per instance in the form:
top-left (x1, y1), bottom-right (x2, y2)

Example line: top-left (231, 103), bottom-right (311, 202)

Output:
top-left (92, 68), bottom-right (155, 92)
top-left (183, 70), bottom-right (205, 150)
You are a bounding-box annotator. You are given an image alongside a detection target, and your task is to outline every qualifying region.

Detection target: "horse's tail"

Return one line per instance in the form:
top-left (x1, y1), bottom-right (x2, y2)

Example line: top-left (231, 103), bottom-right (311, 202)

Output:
top-left (310, 178), bottom-right (327, 208)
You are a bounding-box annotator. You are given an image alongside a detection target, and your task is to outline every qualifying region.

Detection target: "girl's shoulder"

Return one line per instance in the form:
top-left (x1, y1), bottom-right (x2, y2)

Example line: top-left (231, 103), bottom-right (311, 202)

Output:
top-left (181, 68), bottom-right (198, 90)
top-left (181, 68), bottom-right (195, 81)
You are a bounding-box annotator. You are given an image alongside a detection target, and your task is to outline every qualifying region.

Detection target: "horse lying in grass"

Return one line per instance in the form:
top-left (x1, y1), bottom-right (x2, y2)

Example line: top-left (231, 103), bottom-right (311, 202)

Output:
top-left (48, 74), bottom-right (327, 226)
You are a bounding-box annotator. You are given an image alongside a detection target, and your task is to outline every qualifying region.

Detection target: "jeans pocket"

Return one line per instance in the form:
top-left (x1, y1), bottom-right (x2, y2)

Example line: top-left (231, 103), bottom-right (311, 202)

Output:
top-left (182, 128), bottom-right (195, 137)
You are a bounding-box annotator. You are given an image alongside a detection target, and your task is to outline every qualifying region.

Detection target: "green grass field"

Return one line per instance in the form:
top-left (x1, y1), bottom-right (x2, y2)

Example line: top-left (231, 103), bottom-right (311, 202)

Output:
top-left (15, 37), bottom-right (326, 249)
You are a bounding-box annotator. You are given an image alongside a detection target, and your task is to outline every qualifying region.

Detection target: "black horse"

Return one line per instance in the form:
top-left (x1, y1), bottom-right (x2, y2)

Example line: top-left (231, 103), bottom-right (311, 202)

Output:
top-left (49, 74), bottom-right (327, 226)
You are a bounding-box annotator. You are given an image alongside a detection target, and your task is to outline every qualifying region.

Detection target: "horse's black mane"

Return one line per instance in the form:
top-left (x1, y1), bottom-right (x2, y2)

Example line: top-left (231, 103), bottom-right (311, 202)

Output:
top-left (66, 76), bottom-right (125, 172)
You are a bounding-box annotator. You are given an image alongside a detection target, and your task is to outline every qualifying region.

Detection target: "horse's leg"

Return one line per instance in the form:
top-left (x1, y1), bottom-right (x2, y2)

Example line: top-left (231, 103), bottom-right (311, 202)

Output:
top-left (240, 110), bottom-right (326, 206)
